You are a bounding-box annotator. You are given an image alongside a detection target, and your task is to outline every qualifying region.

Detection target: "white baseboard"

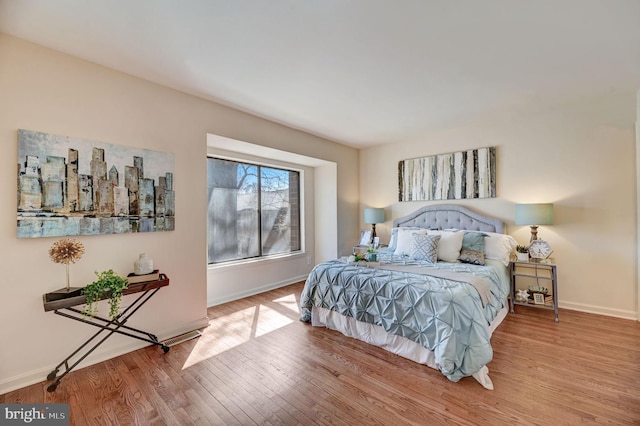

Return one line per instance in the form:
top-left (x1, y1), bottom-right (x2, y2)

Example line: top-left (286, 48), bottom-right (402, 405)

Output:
top-left (559, 300), bottom-right (638, 321)
top-left (0, 316), bottom-right (209, 395)
top-left (207, 275), bottom-right (307, 307)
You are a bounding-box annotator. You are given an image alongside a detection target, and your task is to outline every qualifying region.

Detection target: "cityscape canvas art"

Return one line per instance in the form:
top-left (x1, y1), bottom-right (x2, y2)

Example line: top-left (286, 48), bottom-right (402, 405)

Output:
top-left (398, 146), bottom-right (496, 201)
top-left (17, 129), bottom-right (175, 238)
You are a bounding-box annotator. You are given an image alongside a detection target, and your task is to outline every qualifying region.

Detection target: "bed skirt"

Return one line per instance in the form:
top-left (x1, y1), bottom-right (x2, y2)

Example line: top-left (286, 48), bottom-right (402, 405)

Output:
top-left (310, 303), bottom-right (508, 390)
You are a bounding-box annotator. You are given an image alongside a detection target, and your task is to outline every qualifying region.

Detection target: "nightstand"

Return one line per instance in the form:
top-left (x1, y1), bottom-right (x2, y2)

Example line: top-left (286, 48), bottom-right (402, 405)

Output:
top-left (509, 258), bottom-right (558, 322)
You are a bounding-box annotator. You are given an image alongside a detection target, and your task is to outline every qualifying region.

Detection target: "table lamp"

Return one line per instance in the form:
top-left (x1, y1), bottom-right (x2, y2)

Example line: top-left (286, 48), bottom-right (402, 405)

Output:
top-left (515, 203), bottom-right (554, 242)
top-left (364, 208), bottom-right (385, 244)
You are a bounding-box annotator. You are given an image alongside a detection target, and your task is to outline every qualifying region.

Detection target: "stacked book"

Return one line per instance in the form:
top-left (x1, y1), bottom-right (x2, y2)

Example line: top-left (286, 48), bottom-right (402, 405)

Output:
top-left (127, 269), bottom-right (160, 284)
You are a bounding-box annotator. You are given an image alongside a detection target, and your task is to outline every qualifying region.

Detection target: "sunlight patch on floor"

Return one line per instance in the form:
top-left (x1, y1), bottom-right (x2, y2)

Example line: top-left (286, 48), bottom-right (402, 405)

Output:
top-left (255, 304), bottom-right (294, 337)
top-left (273, 293), bottom-right (300, 314)
top-left (183, 294), bottom-right (298, 369)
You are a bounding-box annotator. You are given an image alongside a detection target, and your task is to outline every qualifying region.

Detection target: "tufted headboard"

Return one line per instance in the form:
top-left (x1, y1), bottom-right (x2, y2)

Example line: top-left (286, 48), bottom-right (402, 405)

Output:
top-left (393, 204), bottom-right (505, 233)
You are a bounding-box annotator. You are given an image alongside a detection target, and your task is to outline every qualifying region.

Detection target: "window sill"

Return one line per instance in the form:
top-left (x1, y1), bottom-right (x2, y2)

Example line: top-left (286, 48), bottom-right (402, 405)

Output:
top-left (207, 251), bottom-right (307, 270)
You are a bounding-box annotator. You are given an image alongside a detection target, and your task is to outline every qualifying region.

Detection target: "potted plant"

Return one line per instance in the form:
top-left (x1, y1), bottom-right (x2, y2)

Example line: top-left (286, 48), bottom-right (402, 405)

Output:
top-left (82, 269), bottom-right (129, 318)
top-left (515, 245), bottom-right (529, 262)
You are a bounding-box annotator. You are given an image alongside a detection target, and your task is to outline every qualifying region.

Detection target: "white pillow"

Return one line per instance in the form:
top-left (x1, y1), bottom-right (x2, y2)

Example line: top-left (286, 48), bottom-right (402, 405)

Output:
top-left (393, 228), bottom-right (428, 256)
top-left (428, 230), bottom-right (464, 262)
top-left (388, 226), bottom-right (424, 251)
top-left (467, 231), bottom-right (517, 266)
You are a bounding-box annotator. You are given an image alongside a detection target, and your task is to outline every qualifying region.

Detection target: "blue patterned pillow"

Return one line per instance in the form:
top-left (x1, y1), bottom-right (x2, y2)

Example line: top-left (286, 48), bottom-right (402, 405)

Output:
top-left (411, 234), bottom-right (440, 263)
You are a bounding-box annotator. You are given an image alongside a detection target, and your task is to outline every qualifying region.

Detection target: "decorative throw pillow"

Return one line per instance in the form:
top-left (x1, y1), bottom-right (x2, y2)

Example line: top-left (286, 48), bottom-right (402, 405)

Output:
top-left (388, 226), bottom-right (424, 252)
top-left (466, 231), bottom-right (517, 266)
top-left (462, 231), bottom-right (488, 252)
top-left (458, 248), bottom-right (485, 265)
top-left (393, 228), bottom-right (428, 256)
top-left (411, 234), bottom-right (440, 263)
top-left (428, 230), bottom-right (464, 262)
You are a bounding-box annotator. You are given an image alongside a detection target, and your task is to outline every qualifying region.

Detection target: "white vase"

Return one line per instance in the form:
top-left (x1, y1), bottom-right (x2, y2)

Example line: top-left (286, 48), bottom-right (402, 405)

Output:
top-left (134, 253), bottom-right (154, 275)
top-left (516, 252), bottom-right (529, 262)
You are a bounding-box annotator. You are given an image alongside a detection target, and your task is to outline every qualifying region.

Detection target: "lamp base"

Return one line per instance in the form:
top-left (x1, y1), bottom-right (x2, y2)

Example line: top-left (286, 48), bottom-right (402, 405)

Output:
top-left (529, 225), bottom-right (539, 242)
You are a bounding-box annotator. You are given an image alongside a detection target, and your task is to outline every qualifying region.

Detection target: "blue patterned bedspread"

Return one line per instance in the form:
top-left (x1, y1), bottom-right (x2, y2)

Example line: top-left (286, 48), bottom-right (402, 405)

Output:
top-left (300, 255), bottom-right (509, 382)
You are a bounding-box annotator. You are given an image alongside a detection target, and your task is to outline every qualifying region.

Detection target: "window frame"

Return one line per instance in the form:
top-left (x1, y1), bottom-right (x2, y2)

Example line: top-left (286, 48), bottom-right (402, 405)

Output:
top-left (207, 155), bottom-right (303, 265)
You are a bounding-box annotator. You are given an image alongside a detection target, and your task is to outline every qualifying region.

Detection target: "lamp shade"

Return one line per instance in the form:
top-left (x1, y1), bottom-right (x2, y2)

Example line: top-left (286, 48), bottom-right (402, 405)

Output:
top-left (515, 203), bottom-right (554, 226)
top-left (364, 208), bottom-right (385, 224)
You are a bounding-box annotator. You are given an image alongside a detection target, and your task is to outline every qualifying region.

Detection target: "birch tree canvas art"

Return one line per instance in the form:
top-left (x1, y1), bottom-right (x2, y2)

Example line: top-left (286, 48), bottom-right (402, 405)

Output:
top-left (17, 129), bottom-right (175, 238)
top-left (398, 147), bottom-right (496, 202)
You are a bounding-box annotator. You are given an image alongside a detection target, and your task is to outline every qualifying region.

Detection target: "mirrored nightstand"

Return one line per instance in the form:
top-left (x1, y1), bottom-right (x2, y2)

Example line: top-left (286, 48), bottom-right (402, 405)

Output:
top-left (509, 258), bottom-right (558, 322)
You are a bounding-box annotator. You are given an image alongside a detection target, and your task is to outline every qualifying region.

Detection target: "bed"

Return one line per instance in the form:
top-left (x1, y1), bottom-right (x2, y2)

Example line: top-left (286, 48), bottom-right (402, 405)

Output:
top-left (300, 204), bottom-right (516, 389)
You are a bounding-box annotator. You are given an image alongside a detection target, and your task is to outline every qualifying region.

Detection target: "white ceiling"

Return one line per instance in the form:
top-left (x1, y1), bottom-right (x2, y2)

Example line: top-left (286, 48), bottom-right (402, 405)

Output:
top-left (1, 1), bottom-right (639, 148)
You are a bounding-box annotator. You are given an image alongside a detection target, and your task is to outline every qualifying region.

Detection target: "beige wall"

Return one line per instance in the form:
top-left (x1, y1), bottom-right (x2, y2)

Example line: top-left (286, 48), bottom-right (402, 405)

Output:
top-left (360, 93), bottom-right (638, 319)
top-left (0, 34), bottom-right (359, 393)
top-left (636, 90), bottom-right (640, 319)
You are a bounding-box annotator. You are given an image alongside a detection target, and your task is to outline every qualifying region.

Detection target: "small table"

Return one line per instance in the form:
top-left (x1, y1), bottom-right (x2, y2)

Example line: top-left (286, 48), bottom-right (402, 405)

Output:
top-left (42, 274), bottom-right (170, 392)
top-left (509, 259), bottom-right (558, 322)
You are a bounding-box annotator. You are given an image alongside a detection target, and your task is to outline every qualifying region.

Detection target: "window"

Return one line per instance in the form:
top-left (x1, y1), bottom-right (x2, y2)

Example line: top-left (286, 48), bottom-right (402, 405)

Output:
top-left (207, 157), bottom-right (301, 264)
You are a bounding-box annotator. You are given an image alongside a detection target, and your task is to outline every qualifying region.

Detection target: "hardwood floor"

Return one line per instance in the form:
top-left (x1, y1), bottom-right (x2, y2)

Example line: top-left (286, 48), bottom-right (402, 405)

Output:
top-left (3, 282), bottom-right (640, 425)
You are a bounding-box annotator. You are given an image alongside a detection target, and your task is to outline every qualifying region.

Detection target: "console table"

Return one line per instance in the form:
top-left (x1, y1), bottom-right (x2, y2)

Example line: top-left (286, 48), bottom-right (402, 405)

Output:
top-left (42, 274), bottom-right (170, 392)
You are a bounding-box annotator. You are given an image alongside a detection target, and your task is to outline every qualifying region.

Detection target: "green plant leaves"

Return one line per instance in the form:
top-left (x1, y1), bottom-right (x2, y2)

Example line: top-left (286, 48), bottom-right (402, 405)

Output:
top-left (81, 269), bottom-right (129, 318)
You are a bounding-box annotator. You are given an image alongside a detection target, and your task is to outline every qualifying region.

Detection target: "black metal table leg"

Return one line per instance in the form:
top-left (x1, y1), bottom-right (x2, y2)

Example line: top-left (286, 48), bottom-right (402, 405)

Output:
top-left (46, 287), bottom-right (169, 392)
